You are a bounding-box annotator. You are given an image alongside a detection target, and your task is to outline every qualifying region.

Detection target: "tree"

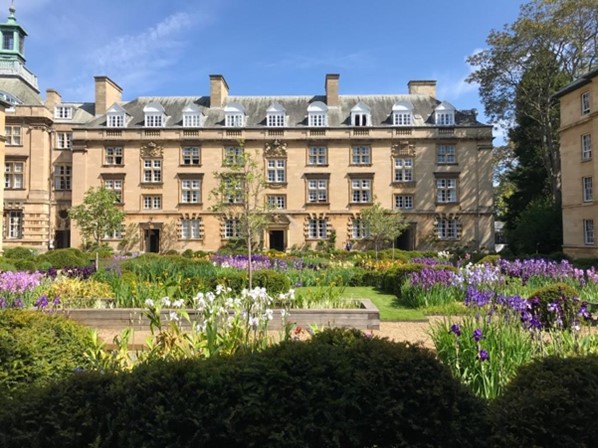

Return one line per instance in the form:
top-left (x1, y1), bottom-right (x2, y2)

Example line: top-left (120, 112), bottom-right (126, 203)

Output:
top-left (468, 0), bottom-right (598, 207)
top-left (209, 142), bottom-right (274, 288)
top-left (359, 201), bottom-right (408, 259)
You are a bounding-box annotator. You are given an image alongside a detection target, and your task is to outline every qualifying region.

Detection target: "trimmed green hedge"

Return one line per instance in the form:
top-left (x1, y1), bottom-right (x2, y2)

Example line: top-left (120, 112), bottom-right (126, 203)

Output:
top-left (0, 329), bottom-right (487, 447)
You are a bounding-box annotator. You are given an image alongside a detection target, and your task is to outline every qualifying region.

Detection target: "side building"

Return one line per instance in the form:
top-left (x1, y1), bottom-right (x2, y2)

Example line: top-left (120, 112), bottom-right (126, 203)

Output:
top-left (556, 68), bottom-right (598, 257)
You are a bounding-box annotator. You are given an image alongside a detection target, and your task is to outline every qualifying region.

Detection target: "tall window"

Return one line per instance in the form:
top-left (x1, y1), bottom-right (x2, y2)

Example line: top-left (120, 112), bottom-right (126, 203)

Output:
top-left (54, 165), bottom-right (72, 190)
top-left (437, 217), bottom-right (459, 240)
top-left (267, 159), bottom-right (286, 183)
top-left (267, 195), bottom-right (286, 209)
top-left (143, 195), bottom-right (162, 209)
top-left (223, 176), bottom-right (244, 204)
top-left (105, 146), bottom-right (123, 165)
top-left (581, 91), bottom-right (591, 115)
top-left (307, 218), bottom-right (327, 239)
top-left (350, 179), bottom-right (372, 203)
top-left (5, 126), bottom-right (21, 146)
top-left (583, 176), bottom-right (593, 202)
top-left (54, 106), bottom-right (73, 120)
top-left (143, 159), bottom-right (162, 183)
top-left (5, 162), bottom-right (23, 189)
top-left (584, 219), bottom-right (594, 245)
top-left (182, 146), bottom-right (200, 165)
top-left (307, 179), bottom-right (328, 203)
top-left (437, 145), bottom-right (456, 164)
top-left (351, 146), bottom-right (371, 165)
top-left (56, 132), bottom-right (72, 150)
top-left (436, 177), bottom-right (458, 203)
top-left (103, 179), bottom-right (123, 203)
top-left (351, 218), bottom-right (370, 239)
top-left (2, 31), bottom-right (13, 50)
top-left (5, 211), bottom-right (23, 239)
top-left (181, 179), bottom-right (201, 203)
top-left (308, 146), bottom-right (327, 165)
top-left (394, 158), bottom-right (414, 182)
top-left (224, 146), bottom-right (243, 165)
top-left (224, 219), bottom-right (241, 239)
top-left (582, 134), bottom-right (592, 160)
top-left (394, 194), bottom-right (414, 210)
top-left (181, 218), bottom-right (202, 240)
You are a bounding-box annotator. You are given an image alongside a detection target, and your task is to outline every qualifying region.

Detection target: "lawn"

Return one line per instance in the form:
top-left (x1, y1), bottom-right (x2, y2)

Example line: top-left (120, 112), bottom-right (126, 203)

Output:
top-left (296, 286), bottom-right (427, 321)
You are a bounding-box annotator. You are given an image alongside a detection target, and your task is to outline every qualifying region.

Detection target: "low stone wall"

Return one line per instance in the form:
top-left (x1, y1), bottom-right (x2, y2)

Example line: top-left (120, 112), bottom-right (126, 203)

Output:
top-left (59, 299), bottom-right (380, 331)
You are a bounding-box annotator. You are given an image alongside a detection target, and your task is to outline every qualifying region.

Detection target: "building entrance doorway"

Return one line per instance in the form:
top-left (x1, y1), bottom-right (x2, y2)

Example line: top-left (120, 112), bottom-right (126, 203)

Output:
top-left (54, 230), bottom-right (70, 249)
top-left (395, 223), bottom-right (416, 251)
top-left (145, 229), bottom-right (160, 253)
top-left (269, 230), bottom-right (285, 251)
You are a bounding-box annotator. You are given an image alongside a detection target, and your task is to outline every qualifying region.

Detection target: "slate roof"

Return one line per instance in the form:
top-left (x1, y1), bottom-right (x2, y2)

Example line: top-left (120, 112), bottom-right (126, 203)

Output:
top-left (82, 93), bottom-right (484, 128)
top-left (0, 77), bottom-right (42, 105)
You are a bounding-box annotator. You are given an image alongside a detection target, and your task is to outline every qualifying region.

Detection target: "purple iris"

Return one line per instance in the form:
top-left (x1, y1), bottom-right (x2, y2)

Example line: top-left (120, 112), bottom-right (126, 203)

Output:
top-left (450, 323), bottom-right (461, 337)
top-left (473, 328), bottom-right (483, 342)
top-left (478, 350), bottom-right (489, 362)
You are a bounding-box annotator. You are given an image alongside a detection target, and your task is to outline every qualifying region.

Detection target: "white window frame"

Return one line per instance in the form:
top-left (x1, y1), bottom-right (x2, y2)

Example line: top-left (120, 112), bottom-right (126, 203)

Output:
top-left (267, 159), bottom-right (286, 183)
top-left (54, 106), bottom-right (73, 120)
top-left (351, 113), bottom-right (370, 127)
top-left (437, 218), bottom-right (459, 240)
top-left (583, 176), bottom-right (593, 202)
top-left (105, 146), bottom-right (123, 165)
top-left (436, 178), bottom-right (458, 203)
top-left (224, 219), bottom-right (241, 239)
top-left (104, 227), bottom-right (123, 240)
top-left (584, 219), bottom-right (595, 245)
top-left (437, 145), bottom-right (456, 164)
top-left (145, 114), bottom-right (164, 128)
top-left (103, 179), bottom-right (123, 203)
top-left (143, 159), bottom-right (162, 183)
top-left (143, 195), bottom-right (162, 210)
top-left (393, 112), bottom-right (412, 126)
top-left (5, 161), bottom-right (23, 189)
top-left (267, 113), bottom-right (285, 127)
top-left (436, 112), bottom-right (454, 126)
top-left (267, 195), bottom-right (286, 209)
top-left (54, 164), bottom-right (72, 191)
top-left (394, 194), bottom-right (414, 210)
top-left (350, 179), bottom-right (372, 204)
top-left (582, 134), bottom-right (592, 161)
top-left (183, 113), bottom-right (201, 128)
top-left (181, 179), bottom-right (201, 204)
top-left (307, 102), bottom-right (329, 128)
top-left (181, 218), bottom-right (202, 240)
top-left (107, 114), bottom-right (125, 128)
top-left (5, 210), bottom-right (23, 239)
top-left (394, 158), bottom-right (414, 182)
top-left (351, 146), bottom-right (371, 165)
top-left (308, 146), bottom-right (327, 165)
top-left (351, 218), bottom-right (370, 239)
top-left (5, 126), bottom-right (21, 146)
top-left (307, 218), bottom-right (327, 239)
top-left (307, 179), bottom-right (328, 203)
top-left (182, 146), bottom-right (200, 166)
top-left (224, 146), bottom-right (244, 166)
top-left (56, 132), bottom-right (72, 150)
top-left (581, 91), bottom-right (591, 115)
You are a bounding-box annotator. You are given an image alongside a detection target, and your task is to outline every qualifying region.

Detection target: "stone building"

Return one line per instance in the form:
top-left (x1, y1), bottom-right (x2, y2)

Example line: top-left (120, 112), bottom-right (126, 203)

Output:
top-left (0, 6), bottom-right (494, 254)
top-left (556, 68), bottom-right (598, 257)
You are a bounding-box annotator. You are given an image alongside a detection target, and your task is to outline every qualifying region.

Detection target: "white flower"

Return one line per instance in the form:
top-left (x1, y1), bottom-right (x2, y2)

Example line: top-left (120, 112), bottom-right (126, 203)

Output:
top-left (265, 309), bottom-right (274, 321)
top-left (173, 299), bottom-right (185, 308)
top-left (168, 311), bottom-right (179, 322)
top-left (144, 299), bottom-right (155, 308)
top-left (161, 297), bottom-right (171, 307)
top-left (280, 308), bottom-right (288, 319)
top-left (249, 316), bottom-right (260, 329)
top-left (215, 284), bottom-right (225, 295)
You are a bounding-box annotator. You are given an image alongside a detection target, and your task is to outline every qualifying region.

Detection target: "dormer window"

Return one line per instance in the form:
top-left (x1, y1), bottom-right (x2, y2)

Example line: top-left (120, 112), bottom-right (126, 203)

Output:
top-left (54, 105), bottom-right (73, 120)
top-left (182, 104), bottom-right (202, 127)
top-left (351, 102), bottom-right (371, 127)
top-left (307, 101), bottom-right (328, 127)
top-left (106, 103), bottom-right (127, 128)
top-left (143, 102), bottom-right (166, 127)
top-left (224, 103), bottom-right (245, 127)
top-left (266, 102), bottom-right (286, 127)
top-left (392, 101), bottom-right (413, 126)
top-left (435, 102), bottom-right (455, 126)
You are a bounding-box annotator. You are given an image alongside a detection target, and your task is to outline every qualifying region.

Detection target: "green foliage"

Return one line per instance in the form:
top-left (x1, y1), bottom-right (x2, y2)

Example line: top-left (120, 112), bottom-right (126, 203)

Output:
top-left (380, 263), bottom-right (425, 297)
top-left (0, 310), bottom-right (94, 396)
top-left (477, 254), bottom-right (500, 265)
top-left (0, 260), bottom-right (17, 272)
top-left (2, 247), bottom-right (35, 260)
top-left (41, 277), bottom-right (114, 308)
top-left (252, 269), bottom-right (290, 294)
top-left (0, 330), bottom-right (487, 447)
top-left (37, 248), bottom-right (90, 268)
top-left (506, 198), bottom-right (562, 255)
top-left (10, 259), bottom-right (37, 271)
top-left (358, 201), bottom-right (408, 258)
top-left (489, 355), bottom-right (598, 447)
top-left (528, 282), bottom-right (579, 330)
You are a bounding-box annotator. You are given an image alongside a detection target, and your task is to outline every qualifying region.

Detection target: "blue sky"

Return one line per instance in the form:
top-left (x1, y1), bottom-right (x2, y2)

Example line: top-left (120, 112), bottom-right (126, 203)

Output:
top-left (11, 0), bottom-right (525, 135)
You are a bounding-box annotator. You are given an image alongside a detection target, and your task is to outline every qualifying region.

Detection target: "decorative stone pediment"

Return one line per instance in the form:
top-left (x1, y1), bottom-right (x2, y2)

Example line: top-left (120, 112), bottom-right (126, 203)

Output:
top-left (264, 139), bottom-right (287, 158)
top-left (391, 141), bottom-right (415, 157)
top-left (140, 142), bottom-right (163, 158)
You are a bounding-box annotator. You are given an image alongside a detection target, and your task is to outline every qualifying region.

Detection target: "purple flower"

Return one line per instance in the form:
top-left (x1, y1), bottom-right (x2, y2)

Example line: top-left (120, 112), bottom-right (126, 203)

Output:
top-left (13, 298), bottom-right (24, 308)
top-left (34, 294), bottom-right (49, 309)
top-left (53, 295), bottom-right (61, 305)
top-left (547, 302), bottom-right (558, 313)
top-left (0, 297), bottom-right (5, 309)
top-left (450, 323), bottom-right (461, 337)
top-left (473, 328), bottom-right (483, 342)
top-left (478, 350), bottom-right (489, 362)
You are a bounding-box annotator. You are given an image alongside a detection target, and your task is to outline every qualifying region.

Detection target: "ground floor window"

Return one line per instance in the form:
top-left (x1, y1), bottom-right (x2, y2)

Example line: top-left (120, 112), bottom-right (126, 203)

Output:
top-left (307, 218), bottom-right (327, 239)
top-left (584, 219), bottom-right (594, 245)
top-left (4, 210), bottom-right (23, 239)
top-left (181, 218), bottom-right (202, 240)
top-left (436, 217), bottom-right (460, 240)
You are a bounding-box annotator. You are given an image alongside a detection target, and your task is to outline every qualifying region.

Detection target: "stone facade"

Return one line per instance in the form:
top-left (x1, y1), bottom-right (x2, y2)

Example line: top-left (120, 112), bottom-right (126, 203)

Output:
top-left (556, 68), bottom-right (598, 258)
top-left (0, 8), bottom-right (494, 254)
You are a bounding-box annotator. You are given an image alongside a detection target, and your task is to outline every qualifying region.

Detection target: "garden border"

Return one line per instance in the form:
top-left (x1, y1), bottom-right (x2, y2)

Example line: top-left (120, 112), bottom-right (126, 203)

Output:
top-left (58, 299), bottom-right (380, 331)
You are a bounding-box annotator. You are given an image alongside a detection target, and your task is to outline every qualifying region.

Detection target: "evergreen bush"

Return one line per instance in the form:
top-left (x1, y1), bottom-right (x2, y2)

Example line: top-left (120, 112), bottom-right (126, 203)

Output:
top-left (528, 282), bottom-right (580, 330)
top-left (37, 248), bottom-right (90, 268)
top-left (252, 269), bottom-right (290, 294)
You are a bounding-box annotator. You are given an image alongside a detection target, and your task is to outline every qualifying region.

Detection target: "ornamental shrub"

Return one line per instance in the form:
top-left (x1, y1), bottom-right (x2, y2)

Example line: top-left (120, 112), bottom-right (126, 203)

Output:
top-left (0, 260), bottom-right (16, 272)
top-left (252, 269), bottom-right (290, 294)
top-left (0, 310), bottom-right (94, 396)
top-left (11, 259), bottom-right (37, 272)
top-left (528, 282), bottom-right (580, 330)
top-left (2, 247), bottom-right (36, 260)
top-left (0, 329), bottom-right (487, 448)
top-left (477, 254), bottom-right (500, 265)
top-left (37, 248), bottom-right (90, 268)
top-left (489, 355), bottom-right (598, 447)
top-left (381, 263), bottom-right (425, 297)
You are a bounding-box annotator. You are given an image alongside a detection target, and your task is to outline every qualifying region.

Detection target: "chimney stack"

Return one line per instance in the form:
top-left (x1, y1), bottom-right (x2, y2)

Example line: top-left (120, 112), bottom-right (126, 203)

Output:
top-left (408, 80), bottom-right (437, 98)
top-left (94, 76), bottom-right (123, 116)
top-left (325, 74), bottom-right (339, 107)
top-left (209, 74), bottom-right (229, 108)
top-left (45, 88), bottom-right (62, 110)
